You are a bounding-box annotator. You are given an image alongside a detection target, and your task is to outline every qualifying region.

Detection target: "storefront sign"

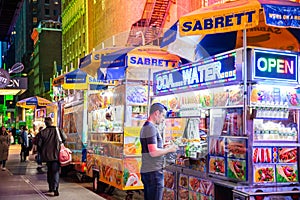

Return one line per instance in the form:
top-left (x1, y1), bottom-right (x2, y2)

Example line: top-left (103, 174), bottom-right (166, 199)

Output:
top-left (0, 69), bottom-right (10, 88)
top-left (253, 50), bottom-right (298, 82)
top-left (127, 55), bottom-right (179, 68)
top-left (153, 53), bottom-right (238, 95)
top-left (5, 77), bottom-right (27, 89)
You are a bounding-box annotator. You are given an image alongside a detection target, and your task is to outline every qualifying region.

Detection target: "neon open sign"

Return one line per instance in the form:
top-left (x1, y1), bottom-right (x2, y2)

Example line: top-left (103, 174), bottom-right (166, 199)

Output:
top-left (253, 50), bottom-right (298, 83)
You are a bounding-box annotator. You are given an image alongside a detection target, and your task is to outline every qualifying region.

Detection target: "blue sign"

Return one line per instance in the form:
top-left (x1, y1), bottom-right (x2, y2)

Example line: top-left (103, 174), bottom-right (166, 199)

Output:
top-left (65, 69), bottom-right (87, 83)
top-left (79, 53), bottom-right (92, 68)
top-left (263, 4), bottom-right (300, 28)
top-left (153, 53), bottom-right (238, 95)
top-left (253, 50), bottom-right (298, 82)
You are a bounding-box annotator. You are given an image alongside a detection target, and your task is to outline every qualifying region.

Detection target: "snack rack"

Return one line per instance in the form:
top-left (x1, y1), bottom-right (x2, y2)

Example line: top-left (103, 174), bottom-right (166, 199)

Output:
top-left (152, 48), bottom-right (300, 200)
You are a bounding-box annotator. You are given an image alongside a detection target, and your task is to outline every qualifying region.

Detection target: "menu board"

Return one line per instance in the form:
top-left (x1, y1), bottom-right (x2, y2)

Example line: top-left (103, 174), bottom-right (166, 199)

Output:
top-left (208, 137), bottom-right (248, 181)
top-left (177, 174), bottom-right (214, 200)
top-left (252, 147), bottom-right (298, 183)
top-left (163, 170), bottom-right (175, 200)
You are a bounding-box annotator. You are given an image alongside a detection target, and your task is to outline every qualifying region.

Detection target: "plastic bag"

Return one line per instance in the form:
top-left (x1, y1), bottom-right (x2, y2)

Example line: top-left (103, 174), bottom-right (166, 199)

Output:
top-left (59, 144), bottom-right (72, 166)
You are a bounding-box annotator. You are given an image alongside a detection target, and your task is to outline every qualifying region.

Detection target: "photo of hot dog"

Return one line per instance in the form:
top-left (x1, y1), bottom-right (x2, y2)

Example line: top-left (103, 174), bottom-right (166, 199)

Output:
top-left (278, 148), bottom-right (297, 163)
top-left (189, 176), bottom-right (200, 192)
top-left (209, 138), bottom-right (225, 156)
top-left (252, 148), bottom-right (272, 163)
top-left (227, 138), bottom-right (247, 159)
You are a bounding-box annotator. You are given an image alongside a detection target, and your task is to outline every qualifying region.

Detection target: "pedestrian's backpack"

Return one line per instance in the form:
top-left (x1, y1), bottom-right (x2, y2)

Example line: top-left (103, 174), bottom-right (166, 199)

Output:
top-left (56, 127), bottom-right (72, 166)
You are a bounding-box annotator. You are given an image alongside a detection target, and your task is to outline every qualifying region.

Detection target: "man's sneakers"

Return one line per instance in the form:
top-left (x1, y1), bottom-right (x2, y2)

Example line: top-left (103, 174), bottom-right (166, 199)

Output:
top-left (1, 167), bottom-right (6, 171)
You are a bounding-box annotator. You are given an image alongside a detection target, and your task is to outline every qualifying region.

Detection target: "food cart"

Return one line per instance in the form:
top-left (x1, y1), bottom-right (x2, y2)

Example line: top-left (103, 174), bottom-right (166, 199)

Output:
top-left (152, 47), bottom-right (300, 200)
top-left (84, 46), bottom-right (182, 198)
top-left (52, 69), bottom-right (90, 174)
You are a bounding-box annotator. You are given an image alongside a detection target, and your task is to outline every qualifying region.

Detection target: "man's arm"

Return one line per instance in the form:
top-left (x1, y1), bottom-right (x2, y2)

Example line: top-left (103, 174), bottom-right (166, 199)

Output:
top-left (148, 143), bottom-right (177, 157)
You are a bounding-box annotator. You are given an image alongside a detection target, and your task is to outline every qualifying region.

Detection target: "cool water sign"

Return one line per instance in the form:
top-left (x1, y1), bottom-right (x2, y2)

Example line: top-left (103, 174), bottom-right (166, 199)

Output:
top-left (253, 50), bottom-right (298, 83)
top-left (153, 53), bottom-right (238, 95)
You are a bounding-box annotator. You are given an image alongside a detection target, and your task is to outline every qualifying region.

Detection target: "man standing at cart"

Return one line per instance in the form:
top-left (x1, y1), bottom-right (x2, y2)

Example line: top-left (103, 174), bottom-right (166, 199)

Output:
top-left (140, 102), bottom-right (177, 200)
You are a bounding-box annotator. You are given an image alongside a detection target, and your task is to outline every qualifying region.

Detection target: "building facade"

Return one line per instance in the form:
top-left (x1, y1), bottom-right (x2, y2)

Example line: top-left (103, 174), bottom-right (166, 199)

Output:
top-left (30, 20), bottom-right (62, 99)
top-left (61, 0), bottom-right (229, 73)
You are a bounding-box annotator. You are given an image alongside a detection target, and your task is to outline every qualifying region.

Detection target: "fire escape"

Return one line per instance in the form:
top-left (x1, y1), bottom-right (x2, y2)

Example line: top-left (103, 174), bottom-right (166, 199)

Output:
top-left (127, 0), bottom-right (173, 46)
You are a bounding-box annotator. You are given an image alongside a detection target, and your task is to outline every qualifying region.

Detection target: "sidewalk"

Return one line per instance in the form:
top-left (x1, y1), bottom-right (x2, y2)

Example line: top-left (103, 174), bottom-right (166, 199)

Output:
top-left (0, 144), bottom-right (106, 200)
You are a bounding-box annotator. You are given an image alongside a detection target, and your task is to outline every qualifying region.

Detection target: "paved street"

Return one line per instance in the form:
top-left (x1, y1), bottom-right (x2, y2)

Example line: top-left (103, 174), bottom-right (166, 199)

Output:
top-left (0, 144), bottom-right (113, 200)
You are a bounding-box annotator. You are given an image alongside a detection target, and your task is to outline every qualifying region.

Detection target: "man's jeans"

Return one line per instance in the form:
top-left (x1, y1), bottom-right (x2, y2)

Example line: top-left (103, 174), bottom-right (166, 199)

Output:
top-left (46, 161), bottom-right (60, 191)
top-left (141, 170), bottom-right (164, 200)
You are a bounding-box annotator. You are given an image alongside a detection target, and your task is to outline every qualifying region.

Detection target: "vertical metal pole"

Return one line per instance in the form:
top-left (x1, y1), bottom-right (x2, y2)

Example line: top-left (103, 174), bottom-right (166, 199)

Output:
top-left (147, 68), bottom-right (151, 118)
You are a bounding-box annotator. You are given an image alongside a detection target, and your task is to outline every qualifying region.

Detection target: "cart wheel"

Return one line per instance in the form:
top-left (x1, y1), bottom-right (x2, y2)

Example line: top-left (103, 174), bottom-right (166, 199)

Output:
top-left (92, 172), bottom-right (100, 193)
top-left (98, 181), bottom-right (108, 193)
top-left (106, 186), bottom-right (115, 195)
top-left (125, 193), bottom-right (133, 200)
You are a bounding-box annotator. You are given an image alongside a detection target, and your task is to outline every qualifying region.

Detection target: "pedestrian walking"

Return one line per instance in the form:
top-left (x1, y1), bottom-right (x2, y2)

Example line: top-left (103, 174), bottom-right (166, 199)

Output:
top-left (140, 103), bottom-right (177, 200)
top-left (19, 126), bottom-right (29, 162)
top-left (0, 126), bottom-right (10, 170)
top-left (37, 117), bottom-right (67, 196)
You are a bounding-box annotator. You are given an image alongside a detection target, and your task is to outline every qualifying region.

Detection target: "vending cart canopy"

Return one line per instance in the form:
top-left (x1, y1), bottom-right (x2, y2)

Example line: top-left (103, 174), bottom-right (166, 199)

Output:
top-left (16, 96), bottom-right (52, 109)
top-left (79, 47), bottom-right (124, 77)
top-left (162, 0), bottom-right (300, 60)
top-left (100, 45), bottom-right (182, 81)
top-left (179, 0), bottom-right (300, 36)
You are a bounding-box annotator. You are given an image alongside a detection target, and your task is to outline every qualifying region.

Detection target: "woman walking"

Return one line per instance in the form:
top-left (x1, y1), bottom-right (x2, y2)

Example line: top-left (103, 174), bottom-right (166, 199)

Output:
top-left (0, 126), bottom-right (10, 170)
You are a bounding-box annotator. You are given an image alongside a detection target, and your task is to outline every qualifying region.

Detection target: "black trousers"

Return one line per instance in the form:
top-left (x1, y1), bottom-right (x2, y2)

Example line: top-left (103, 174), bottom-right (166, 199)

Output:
top-left (46, 161), bottom-right (60, 191)
top-left (20, 145), bottom-right (29, 161)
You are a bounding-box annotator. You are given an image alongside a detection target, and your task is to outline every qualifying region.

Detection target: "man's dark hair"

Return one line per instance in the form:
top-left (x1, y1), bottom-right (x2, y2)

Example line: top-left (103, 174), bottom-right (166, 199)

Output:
top-left (44, 117), bottom-right (52, 127)
top-left (149, 103), bottom-right (167, 115)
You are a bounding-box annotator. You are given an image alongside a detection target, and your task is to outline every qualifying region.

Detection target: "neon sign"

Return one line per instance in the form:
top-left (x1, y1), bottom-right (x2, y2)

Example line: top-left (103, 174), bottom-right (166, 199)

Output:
top-left (253, 50), bottom-right (298, 82)
top-left (153, 53), bottom-right (239, 95)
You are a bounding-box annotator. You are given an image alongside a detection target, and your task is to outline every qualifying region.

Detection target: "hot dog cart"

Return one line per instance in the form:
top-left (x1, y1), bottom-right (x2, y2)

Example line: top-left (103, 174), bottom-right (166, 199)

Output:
top-left (152, 47), bottom-right (300, 200)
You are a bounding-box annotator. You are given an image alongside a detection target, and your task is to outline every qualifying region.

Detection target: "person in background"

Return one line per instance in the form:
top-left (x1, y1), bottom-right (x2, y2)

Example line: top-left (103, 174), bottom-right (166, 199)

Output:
top-left (33, 126), bottom-right (44, 170)
top-left (20, 126), bottom-right (29, 162)
top-left (140, 103), bottom-right (178, 200)
top-left (0, 126), bottom-right (10, 170)
top-left (37, 117), bottom-right (66, 196)
top-left (10, 126), bottom-right (16, 144)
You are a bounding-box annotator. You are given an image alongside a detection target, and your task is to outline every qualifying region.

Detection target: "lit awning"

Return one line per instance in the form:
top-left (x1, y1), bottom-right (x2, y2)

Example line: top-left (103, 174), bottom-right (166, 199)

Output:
top-left (63, 69), bottom-right (88, 90)
top-left (179, 0), bottom-right (300, 36)
top-left (79, 47), bottom-right (125, 77)
top-left (100, 45), bottom-right (182, 81)
top-left (16, 96), bottom-right (51, 109)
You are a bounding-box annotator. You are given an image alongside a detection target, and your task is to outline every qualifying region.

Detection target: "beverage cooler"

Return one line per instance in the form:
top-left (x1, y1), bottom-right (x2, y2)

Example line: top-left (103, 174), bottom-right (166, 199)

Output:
top-left (152, 48), bottom-right (300, 200)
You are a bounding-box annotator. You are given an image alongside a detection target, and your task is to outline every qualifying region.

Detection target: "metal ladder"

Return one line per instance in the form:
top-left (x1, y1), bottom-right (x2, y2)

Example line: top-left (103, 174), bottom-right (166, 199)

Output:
top-left (126, 0), bottom-right (173, 46)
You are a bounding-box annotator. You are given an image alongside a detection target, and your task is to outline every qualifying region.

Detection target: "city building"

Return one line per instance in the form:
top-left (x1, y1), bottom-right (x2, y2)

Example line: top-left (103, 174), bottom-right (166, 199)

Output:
top-left (30, 20), bottom-right (62, 100)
